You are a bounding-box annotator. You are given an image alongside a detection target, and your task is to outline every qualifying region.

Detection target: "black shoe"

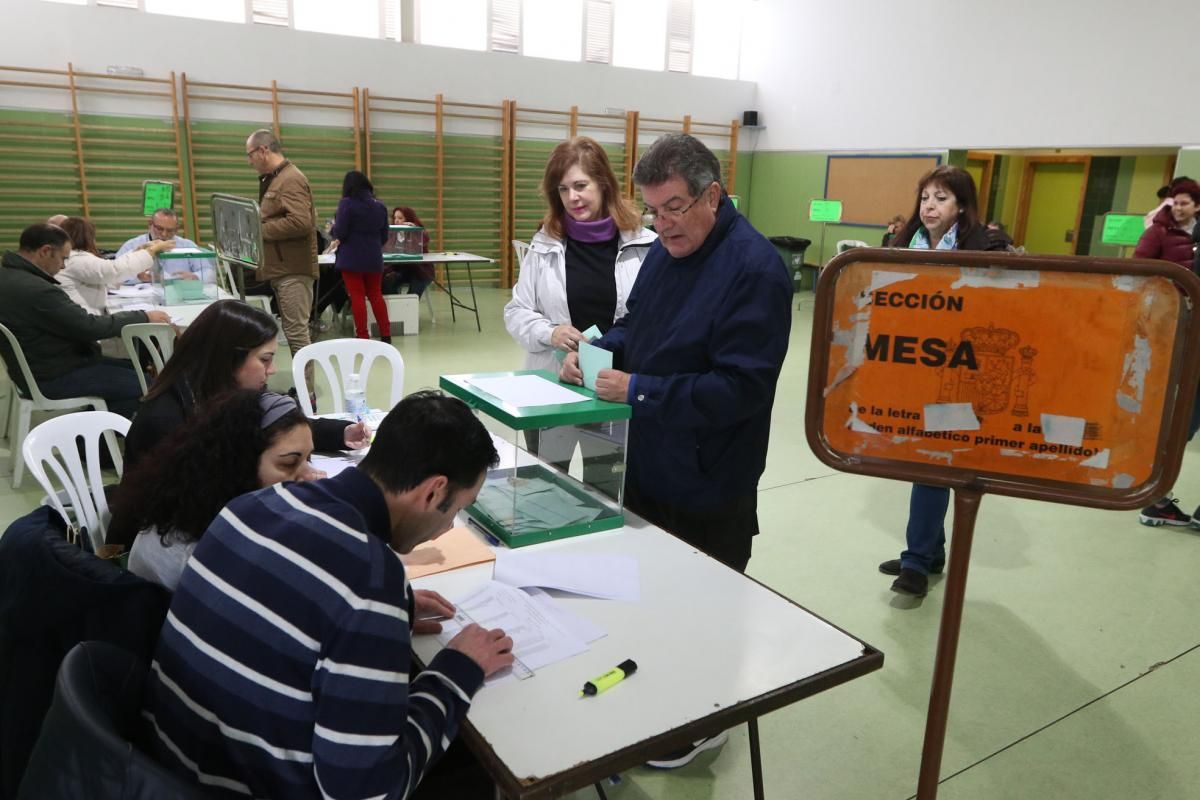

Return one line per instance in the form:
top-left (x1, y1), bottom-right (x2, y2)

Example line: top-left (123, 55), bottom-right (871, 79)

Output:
top-left (1139, 497), bottom-right (1191, 527)
top-left (380, 335), bottom-right (392, 345)
top-left (644, 732), bottom-right (729, 769)
top-left (879, 558), bottom-right (944, 576)
top-left (891, 568), bottom-right (928, 597)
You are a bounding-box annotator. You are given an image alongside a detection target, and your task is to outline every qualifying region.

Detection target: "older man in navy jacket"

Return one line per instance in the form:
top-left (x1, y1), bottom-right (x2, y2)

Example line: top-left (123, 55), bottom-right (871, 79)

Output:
top-left (562, 134), bottom-right (792, 574)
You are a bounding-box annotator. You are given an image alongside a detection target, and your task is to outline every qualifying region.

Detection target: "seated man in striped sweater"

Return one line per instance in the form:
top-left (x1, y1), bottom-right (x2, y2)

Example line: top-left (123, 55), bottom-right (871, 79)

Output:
top-left (142, 390), bottom-right (513, 799)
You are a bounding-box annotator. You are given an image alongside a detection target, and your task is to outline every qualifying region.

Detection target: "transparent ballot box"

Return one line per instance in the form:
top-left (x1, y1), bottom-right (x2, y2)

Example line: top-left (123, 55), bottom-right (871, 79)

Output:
top-left (384, 225), bottom-right (424, 260)
top-left (440, 371), bottom-right (631, 548)
top-left (154, 247), bottom-right (218, 305)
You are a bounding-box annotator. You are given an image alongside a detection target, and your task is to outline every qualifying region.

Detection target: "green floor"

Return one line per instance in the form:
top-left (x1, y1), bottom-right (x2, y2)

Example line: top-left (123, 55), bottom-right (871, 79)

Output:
top-left (2, 286), bottom-right (1199, 800)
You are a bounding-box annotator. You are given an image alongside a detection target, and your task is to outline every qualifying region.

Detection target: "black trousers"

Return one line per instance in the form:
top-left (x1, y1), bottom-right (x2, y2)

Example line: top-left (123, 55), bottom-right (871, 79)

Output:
top-left (624, 483), bottom-right (758, 573)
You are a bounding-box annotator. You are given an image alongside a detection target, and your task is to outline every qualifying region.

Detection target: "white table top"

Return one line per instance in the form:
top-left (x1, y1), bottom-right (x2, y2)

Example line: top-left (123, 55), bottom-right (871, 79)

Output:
top-left (411, 515), bottom-right (879, 796)
top-left (317, 251), bottom-right (495, 266)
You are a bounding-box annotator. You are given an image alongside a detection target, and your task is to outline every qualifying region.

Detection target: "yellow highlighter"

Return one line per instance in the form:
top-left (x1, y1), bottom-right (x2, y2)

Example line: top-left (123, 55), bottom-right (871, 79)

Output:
top-left (579, 659), bottom-right (638, 698)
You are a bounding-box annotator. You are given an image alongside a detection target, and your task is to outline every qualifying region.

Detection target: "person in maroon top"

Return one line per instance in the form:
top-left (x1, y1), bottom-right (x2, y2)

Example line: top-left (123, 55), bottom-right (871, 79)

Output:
top-left (383, 205), bottom-right (434, 297)
top-left (1135, 179), bottom-right (1200, 270)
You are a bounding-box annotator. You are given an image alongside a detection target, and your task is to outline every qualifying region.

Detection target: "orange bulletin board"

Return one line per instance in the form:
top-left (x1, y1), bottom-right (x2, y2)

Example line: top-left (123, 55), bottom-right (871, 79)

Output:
top-left (825, 155), bottom-right (940, 226)
top-left (806, 249), bottom-right (1200, 507)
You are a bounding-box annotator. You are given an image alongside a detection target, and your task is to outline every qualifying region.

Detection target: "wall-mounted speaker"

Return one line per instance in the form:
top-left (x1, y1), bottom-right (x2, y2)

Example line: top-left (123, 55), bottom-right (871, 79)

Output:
top-left (742, 110), bottom-right (759, 127)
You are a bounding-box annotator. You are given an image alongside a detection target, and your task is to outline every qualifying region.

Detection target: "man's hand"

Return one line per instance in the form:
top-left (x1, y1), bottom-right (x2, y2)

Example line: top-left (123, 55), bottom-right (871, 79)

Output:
top-left (595, 368), bottom-right (631, 403)
top-left (413, 590), bottom-right (455, 635)
top-left (342, 421), bottom-right (372, 450)
top-left (559, 351), bottom-right (583, 385)
top-left (136, 270), bottom-right (152, 283)
top-left (448, 623), bottom-right (514, 677)
top-left (144, 310), bottom-right (171, 324)
top-left (141, 239), bottom-right (175, 256)
top-left (297, 463), bottom-right (327, 482)
top-left (551, 324), bottom-right (586, 352)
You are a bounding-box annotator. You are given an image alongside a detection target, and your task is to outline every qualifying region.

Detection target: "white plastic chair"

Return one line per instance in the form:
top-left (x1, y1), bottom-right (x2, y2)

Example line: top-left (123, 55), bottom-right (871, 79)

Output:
top-left (835, 239), bottom-right (870, 255)
top-left (0, 322), bottom-right (113, 489)
top-left (22, 411), bottom-right (129, 552)
top-left (121, 323), bottom-right (177, 395)
top-left (291, 339), bottom-right (404, 416)
top-left (512, 240), bottom-right (530, 276)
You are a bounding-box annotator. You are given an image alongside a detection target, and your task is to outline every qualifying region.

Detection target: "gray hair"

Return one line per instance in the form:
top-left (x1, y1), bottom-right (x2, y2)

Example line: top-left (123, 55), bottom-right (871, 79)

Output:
top-left (633, 133), bottom-right (722, 198)
top-left (248, 128), bottom-right (282, 153)
top-left (151, 208), bottom-right (178, 221)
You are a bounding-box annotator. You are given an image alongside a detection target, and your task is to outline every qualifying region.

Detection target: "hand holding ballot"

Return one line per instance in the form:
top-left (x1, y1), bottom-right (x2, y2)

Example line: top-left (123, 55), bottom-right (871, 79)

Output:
top-left (559, 349), bottom-right (630, 403)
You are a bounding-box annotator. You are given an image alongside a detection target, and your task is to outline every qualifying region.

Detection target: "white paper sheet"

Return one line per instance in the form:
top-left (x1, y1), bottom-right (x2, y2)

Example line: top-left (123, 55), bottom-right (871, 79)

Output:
top-left (310, 454), bottom-right (358, 478)
top-left (437, 581), bottom-right (590, 684)
top-left (1041, 413), bottom-right (1086, 446)
top-left (923, 402), bottom-right (980, 432)
top-left (494, 549), bottom-right (640, 602)
top-left (525, 587), bottom-right (607, 644)
top-left (467, 375), bottom-right (589, 408)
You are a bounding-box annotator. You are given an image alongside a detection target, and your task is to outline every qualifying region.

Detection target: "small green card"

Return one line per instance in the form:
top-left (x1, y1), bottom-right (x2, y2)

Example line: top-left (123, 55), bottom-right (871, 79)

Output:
top-left (1101, 213), bottom-right (1145, 247)
top-left (142, 181), bottom-right (174, 216)
top-left (810, 199), bottom-right (843, 223)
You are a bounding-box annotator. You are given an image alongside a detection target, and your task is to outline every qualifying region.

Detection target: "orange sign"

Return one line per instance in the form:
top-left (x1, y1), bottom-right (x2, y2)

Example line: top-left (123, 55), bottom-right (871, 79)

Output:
top-left (808, 251), bottom-right (1200, 506)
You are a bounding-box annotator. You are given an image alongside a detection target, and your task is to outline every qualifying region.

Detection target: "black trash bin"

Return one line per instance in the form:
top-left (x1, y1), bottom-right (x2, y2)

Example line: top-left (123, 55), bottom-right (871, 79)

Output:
top-left (768, 236), bottom-right (813, 293)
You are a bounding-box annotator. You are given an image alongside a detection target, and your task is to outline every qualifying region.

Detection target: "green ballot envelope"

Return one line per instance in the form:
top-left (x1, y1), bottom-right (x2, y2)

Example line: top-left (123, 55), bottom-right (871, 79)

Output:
top-left (440, 371), bottom-right (631, 547)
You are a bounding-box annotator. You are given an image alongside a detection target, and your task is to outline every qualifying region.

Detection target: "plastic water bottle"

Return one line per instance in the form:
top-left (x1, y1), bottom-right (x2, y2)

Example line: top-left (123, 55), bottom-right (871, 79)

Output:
top-left (343, 373), bottom-right (367, 420)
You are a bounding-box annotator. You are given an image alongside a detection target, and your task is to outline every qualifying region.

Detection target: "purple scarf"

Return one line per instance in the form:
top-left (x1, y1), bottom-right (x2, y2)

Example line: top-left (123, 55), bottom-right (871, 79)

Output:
top-left (563, 215), bottom-right (617, 243)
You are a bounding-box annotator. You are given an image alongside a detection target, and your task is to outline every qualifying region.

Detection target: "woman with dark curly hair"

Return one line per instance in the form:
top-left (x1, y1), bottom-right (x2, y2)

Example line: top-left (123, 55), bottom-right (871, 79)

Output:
top-left (115, 390), bottom-right (314, 591)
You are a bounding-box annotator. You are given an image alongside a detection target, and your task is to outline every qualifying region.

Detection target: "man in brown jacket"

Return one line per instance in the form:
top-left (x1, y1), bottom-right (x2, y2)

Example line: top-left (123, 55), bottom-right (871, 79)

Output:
top-left (245, 129), bottom-right (318, 377)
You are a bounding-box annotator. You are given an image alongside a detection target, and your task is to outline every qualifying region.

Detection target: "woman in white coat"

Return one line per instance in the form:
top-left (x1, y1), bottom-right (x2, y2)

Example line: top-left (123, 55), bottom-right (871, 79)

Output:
top-left (503, 136), bottom-right (655, 493)
top-left (57, 216), bottom-right (173, 315)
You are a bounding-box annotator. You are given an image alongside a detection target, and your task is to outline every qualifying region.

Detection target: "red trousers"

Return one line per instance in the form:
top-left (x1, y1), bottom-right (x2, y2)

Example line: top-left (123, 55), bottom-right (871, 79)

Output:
top-left (341, 270), bottom-right (390, 339)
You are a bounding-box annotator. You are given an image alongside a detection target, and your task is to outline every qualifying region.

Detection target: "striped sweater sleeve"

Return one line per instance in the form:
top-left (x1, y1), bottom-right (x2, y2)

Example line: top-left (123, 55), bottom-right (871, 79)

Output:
top-left (311, 576), bottom-right (484, 799)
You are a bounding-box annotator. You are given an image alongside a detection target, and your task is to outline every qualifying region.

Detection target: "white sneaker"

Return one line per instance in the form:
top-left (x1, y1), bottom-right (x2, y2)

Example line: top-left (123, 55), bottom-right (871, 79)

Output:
top-left (644, 731), bottom-right (729, 769)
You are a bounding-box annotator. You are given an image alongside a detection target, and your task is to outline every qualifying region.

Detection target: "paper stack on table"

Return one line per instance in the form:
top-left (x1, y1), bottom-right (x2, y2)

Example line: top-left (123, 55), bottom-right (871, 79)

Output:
top-left (437, 580), bottom-right (598, 684)
top-left (467, 374), bottom-right (589, 408)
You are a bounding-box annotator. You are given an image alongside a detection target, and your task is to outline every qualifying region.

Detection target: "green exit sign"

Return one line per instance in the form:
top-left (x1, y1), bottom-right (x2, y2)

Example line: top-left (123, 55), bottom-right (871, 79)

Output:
top-left (810, 199), bottom-right (843, 223)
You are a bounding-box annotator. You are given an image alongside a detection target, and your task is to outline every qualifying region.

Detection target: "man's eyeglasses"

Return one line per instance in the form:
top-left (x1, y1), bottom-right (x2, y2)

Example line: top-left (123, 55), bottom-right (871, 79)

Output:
top-left (245, 146), bottom-right (262, 160)
top-left (641, 184), bottom-right (714, 223)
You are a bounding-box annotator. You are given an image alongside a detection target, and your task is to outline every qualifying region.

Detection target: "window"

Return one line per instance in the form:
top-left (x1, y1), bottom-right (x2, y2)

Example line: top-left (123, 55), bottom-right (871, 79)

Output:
top-left (692, 0), bottom-right (740, 79)
top-left (419, 0), bottom-right (487, 51)
top-left (666, 0), bottom-right (691, 73)
top-left (145, 0), bottom-right (244, 23)
top-left (490, 0), bottom-right (520, 54)
top-left (383, 0), bottom-right (401, 40)
top-left (252, 0), bottom-right (290, 27)
top-left (294, 0), bottom-right (379, 37)
top-left (583, 0), bottom-right (612, 64)
top-left (523, 0), bottom-right (582, 62)
top-left (612, 0), bottom-right (666, 71)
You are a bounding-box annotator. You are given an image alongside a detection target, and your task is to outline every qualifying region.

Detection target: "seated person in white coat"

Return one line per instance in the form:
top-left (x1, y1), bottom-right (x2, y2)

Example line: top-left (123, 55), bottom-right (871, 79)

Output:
top-left (56, 216), bottom-right (174, 315)
top-left (503, 136), bottom-right (655, 489)
top-left (116, 207), bottom-right (211, 280)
